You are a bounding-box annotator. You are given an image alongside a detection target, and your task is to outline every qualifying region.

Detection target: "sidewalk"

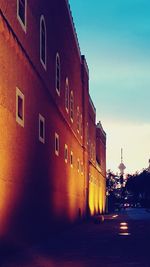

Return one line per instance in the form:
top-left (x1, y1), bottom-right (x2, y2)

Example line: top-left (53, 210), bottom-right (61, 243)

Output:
top-left (1, 210), bottom-right (150, 267)
top-left (0, 214), bottom-right (120, 267)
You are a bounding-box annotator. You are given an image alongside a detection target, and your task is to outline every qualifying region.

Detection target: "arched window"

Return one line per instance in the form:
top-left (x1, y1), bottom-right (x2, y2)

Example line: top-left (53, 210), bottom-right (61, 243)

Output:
top-left (65, 77), bottom-right (69, 112)
top-left (56, 53), bottom-right (60, 95)
top-left (70, 91), bottom-right (74, 122)
top-left (17, 0), bottom-right (27, 31)
top-left (40, 15), bottom-right (46, 69)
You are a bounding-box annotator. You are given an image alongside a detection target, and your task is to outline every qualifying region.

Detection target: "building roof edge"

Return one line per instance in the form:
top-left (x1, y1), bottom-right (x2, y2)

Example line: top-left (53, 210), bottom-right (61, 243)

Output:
top-left (65, 0), bottom-right (81, 61)
top-left (97, 121), bottom-right (106, 137)
top-left (89, 95), bottom-right (96, 114)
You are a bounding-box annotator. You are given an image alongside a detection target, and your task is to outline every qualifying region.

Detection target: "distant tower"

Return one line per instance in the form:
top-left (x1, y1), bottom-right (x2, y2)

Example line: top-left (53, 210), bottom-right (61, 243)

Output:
top-left (118, 148), bottom-right (126, 175)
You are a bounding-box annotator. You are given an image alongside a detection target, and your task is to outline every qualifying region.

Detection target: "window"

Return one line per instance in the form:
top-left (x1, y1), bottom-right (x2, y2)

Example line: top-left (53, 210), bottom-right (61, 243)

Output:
top-left (39, 114), bottom-right (45, 143)
top-left (70, 151), bottom-right (73, 167)
top-left (65, 77), bottom-right (69, 112)
top-left (56, 53), bottom-right (60, 95)
top-left (70, 91), bottom-right (74, 122)
top-left (55, 133), bottom-right (59, 156)
top-left (64, 144), bottom-right (68, 163)
top-left (17, 0), bottom-right (27, 31)
top-left (77, 107), bottom-right (79, 133)
top-left (16, 87), bottom-right (24, 127)
top-left (40, 15), bottom-right (46, 70)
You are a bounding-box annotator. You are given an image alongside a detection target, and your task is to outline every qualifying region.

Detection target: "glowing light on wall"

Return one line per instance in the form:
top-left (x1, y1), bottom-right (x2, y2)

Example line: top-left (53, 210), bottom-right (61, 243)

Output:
top-left (89, 181), bottom-right (95, 215)
top-left (89, 168), bottom-right (106, 215)
top-left (0, 107), bottom-right (14, 236)
top-left (98, 185), bottom-right (102, 214)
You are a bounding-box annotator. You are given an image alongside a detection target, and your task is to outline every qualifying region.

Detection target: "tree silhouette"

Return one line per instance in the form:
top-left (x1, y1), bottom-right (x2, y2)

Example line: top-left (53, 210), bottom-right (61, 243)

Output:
top-left (126, 170), bottom-right (150, 207)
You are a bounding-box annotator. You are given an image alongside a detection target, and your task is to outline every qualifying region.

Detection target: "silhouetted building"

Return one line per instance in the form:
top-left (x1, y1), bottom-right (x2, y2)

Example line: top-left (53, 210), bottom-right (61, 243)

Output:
top-left (0, 0), bottom-right (106, 241)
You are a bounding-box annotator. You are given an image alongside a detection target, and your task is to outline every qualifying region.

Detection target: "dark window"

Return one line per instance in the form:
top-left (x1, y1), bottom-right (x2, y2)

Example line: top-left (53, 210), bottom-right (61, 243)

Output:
top-left (18, 95), bottom-right (23, 119)
top-left (40, 16), bottom-right (46, 68)
top-left (40, 120), bottom-right (44, 139)
top-left (64, 145), bottom-right (68, 162)
top-left (18, 0), bottom-right (26, 26)
top-left (55, 133), bottom-right (59, 156)
top-left (16, 88), bottom-right (24, 127)
top-left (39, 114), bottom-right (45, 143)
top-left (65, 78), bottom-right (69, 111)
top-left (55, 138), bottom-right (58, 152)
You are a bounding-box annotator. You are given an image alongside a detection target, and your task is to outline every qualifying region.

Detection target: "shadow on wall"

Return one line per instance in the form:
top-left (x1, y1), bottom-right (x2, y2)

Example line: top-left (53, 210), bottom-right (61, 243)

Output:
top-left (0, 142), bottom-right (86, 244)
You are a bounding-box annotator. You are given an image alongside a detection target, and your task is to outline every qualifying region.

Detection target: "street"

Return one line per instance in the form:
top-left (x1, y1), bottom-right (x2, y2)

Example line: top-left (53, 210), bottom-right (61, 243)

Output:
top-left (1, 208), bottom-right (150, 267)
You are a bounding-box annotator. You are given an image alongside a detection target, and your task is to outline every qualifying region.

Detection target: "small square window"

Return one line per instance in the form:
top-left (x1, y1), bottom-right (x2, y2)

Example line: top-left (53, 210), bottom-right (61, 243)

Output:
top-left (39, 114), bottom-right (45, 144)
top-left (17, 0), bottom-right (27, 32)
top-left (70, 151), bottom-right (73, 167)
top-left (16, 87), bottom-right (24, 127)
top-left (55, 133), bottom-right (59, 156)
top-left (64, 144), bottom-right (68, 163)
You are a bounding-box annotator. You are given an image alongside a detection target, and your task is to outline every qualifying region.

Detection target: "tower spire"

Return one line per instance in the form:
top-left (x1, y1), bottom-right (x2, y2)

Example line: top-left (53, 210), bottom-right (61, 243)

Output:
top-left (118, 148), bottom-right (126, 175)
top-left (121, 148), bottom-right (123, 163)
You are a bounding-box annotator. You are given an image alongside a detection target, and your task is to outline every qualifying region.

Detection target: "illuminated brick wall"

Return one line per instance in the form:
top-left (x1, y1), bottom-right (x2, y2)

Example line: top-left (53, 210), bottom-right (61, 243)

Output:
top-left (0, 0), bottom-right (106, 241)
top-left (96, 122), bottom-right (106, 178)
top-left (88, 101), bottom-right (106, 215)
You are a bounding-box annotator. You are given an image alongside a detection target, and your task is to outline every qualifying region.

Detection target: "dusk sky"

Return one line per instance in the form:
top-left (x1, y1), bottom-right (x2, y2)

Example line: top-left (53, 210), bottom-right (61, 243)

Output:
top-left (69, 0), bottom-right (150, 174)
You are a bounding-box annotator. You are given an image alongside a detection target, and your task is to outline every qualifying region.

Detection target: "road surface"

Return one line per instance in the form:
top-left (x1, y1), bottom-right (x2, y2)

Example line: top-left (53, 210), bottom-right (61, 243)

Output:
top-left (1, 208), bottom-right (150, 267)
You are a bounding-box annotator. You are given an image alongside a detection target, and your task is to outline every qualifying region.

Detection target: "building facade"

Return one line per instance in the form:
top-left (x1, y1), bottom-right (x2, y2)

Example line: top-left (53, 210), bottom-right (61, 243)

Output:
top-left (0, 0), bottom-right (106, 241)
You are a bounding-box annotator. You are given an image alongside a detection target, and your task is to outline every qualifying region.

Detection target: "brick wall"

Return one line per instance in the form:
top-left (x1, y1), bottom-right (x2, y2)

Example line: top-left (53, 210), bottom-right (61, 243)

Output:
top-left (0, 0), bottom-right (106, 242)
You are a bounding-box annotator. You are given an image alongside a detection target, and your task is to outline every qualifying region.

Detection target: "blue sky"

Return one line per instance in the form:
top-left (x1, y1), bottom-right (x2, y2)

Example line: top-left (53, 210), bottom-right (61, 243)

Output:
top-left (69, 0), bottom-right (150, 173)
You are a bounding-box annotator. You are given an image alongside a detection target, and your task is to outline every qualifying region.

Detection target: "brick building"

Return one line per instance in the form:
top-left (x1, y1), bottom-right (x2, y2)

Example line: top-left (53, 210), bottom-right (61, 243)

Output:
top-left (0, 0), bottom-right (106, 241)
